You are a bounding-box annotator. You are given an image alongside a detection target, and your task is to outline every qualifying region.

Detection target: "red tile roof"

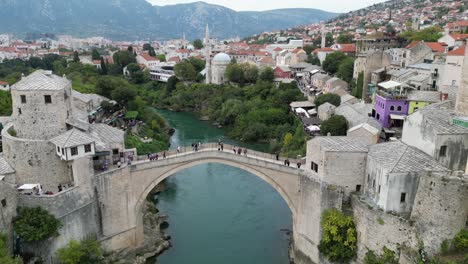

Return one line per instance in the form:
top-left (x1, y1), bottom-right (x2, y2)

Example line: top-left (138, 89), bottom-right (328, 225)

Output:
top-left (168, 56), bottom-right (181, 62)
top-left (448, 45), bottom-right (465, 56)
top-left (313, 47), bottom-right (334, 53)
top-left (0, 81), bottom-right (9, 85)
top-left (450, 34), bottom-right (468, 41)
top-left (139, 52), bottom-right (158, 61)
top-left (338, 44), bottom-right (356, 53)
top-left (274, 47), bottom-right (283, 51)
top-left (176, 49), bottom-right (189, 53)
top-left (406, 41), bottom-right (446, 53)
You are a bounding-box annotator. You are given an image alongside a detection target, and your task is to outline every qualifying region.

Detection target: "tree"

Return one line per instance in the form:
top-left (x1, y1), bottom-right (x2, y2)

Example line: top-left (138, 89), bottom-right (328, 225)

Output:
top-left (364, 247), bottom-right (398, 264)
top-left (91, 49), bottom-right (101, 60)
top-left (337, 57), bottom-right (355, 83)
top-left (0, 90), bottom-right (12, 116)
top-left (337, 34), bottom-right (354, 44)
top-left (318, 209), bottom-right (357, 262)
top-left (303, 45), bottom-right (316, 55)
top-left (315, 93), bottom-right (341, 108)
top-left (156, 54), bottom-right (166, 62)
top-left (57, 237), bottom-right (103, 264)
top-left (14, 207), bottom-right (62, 242)
top-left (174, 61), bottom-right (197, 81)
top-left (186, 57), bottom-right (205, 72)
top-left (73, 51), bottom-right (80, 63)
top-left (127, 45), bottom-right (133, 52)
top-left (142, 43), bottom-right (152, 51)
top-left (322, 52), bottom-right (348, 74)
top-left (353, 72), bottom-right (364, 99)
top-left (225, 63), bottom-right (245, 83)
top-left (100, 57), bottom-right (107, 75)
top-left (320, 115), bottom-right (348, 136)
top-left (241, 63), bottom-right (259, 83)
top-left (259, 67), bottom-right (274, 82)
top-left (113, 51), bottom-right (136, 68)
top-left (307, 54), bottom-right (321, 66)
top-left (166, 76), bottom-right (179, 94)
top-left (96, 75), bottom-right (130, 98)
top-left (193, 39), bottom-right (203, 49)
top-left (0, 233), bottom-right (22, 264)
top-left (111, 85), bottom-right (137, 106)
top-left (400, 26), bottom-right (443, 42)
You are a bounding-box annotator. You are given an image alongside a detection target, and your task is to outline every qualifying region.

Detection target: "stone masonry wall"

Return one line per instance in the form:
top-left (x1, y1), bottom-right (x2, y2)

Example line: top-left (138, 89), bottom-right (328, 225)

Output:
top-left (0, 181), bottom-right (18, 252)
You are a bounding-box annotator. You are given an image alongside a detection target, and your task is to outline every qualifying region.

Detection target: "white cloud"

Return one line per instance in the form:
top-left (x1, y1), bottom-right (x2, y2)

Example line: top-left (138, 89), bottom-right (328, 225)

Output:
top-left (146, 0), bottom-right (387, 13)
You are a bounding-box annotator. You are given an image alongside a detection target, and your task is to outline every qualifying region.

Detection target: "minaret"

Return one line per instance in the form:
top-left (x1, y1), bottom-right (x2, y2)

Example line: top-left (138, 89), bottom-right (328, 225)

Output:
top-left (204, 24), bottom-right (212, 84)
top-left (321, 26), bottom-right (326, 49)
top-left (455, 45), bottom-right (468, 116)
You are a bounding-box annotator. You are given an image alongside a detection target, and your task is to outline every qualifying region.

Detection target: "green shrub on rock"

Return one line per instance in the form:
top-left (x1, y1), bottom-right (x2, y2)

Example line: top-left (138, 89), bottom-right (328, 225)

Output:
top-left (57, 237), bottom-right (103, 264)
top-left (14, 207), bottom-right (62, 242)
top-left (318, 208), bottom-right (357, 262)
top-left (453, 229), bottom-right (468, 251)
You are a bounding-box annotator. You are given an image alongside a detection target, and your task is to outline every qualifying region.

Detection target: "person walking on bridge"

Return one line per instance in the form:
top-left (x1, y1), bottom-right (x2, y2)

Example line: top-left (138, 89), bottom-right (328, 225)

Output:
top-left (163, 151), bottom-right (166, 159)
top-left (233, 146), bottom-right (236, 154)
top-left (177, 146), bottom-right (180, 154)
top-left (243, 148), bottom-right (247, 156)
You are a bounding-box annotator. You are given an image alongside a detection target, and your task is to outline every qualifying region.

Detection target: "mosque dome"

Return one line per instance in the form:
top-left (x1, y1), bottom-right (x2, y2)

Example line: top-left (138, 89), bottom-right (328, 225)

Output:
top-left (212, 52), bottom-right (231, 63)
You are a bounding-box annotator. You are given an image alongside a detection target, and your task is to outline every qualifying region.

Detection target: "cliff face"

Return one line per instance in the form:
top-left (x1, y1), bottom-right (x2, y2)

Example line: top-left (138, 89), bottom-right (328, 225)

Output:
top-left (0, 0), bottom-right (337, 40)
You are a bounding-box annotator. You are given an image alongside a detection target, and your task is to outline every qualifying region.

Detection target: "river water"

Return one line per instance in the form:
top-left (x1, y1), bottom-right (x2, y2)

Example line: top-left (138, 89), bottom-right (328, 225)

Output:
top-left (151, 109), bottom-right (292, 264)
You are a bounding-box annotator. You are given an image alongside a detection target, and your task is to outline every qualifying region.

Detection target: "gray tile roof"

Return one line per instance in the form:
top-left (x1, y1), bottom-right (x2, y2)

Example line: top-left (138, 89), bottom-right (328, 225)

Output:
top-left (0, 155), bottom-right (14, 175)
top-left (290, 62), bottom-right (313, 69)
top-left (50, 128), bottom-right (95, 148)
top-left (12, 70), bottom-right (70, 91)
top-left (88, 123), bottom-right (124, 152)
top-left (335, 102), bottom-right (381, 130)
top-left (368, 141), bottom-right (448, 173)
top-left (316, 136), bottom-right (369, 152)
top-left (407, 90), bottom-right (441, 102)
top-left (417, 101), bottom-right (468, 135)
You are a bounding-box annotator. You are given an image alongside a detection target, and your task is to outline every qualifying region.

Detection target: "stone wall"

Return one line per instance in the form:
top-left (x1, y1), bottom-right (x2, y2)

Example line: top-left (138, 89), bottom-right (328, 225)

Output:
top-left (410, 172), bottom-right (468, 255)
top-left (0, 181), bottom-right (17, 252)
top-left (1, 123), bottom-right (72, 192)
top-left (352, 195), bottom-right (418, 262)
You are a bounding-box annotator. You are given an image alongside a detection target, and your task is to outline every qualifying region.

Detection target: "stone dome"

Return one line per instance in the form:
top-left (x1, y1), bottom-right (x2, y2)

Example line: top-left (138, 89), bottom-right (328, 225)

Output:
top-left (212, 52), bottom-right (231, 63)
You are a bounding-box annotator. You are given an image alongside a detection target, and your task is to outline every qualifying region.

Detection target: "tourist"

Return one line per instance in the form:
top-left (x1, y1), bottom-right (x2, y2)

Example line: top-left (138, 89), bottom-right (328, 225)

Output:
top-left (155, 154), bottom-right (159, 160)
top-left (177, 146), bottom-right (180, 153)
top-left (233, 146), bottom-right (236, 154)
top-left (276, 153), bottom-right (279, 161)
top-left (163, 152), bottom-right (166, 159)
top-left (243, 148), bottom-right (247, 156)
top-left (117, 161), bottom-right (122, 168)
top-left (58, 184), bottom-right (62, 192)
top-left (220, 143), bottom-right (224, 151)
top-left (237, 148), bottom-right (242, 155)
top-left (297, 162), bottom-right (301, 168)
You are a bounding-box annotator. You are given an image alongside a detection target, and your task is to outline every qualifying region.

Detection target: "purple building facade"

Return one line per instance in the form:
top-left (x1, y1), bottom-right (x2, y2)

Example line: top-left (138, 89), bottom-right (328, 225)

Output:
top-left (372, 92), bottom-right (409, 128)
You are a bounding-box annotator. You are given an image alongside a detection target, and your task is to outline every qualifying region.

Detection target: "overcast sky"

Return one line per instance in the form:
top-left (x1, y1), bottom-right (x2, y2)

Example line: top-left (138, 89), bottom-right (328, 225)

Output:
top-left (146, 0), bottom-right (387, 13)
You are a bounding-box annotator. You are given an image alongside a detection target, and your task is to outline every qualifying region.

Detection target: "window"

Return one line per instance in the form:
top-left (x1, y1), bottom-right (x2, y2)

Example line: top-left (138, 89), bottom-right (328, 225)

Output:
top-left (112, 149), bottom-right (119, 155)
top-left (390, 106), bottom-right (395, 111)
top-left (44, 95), bottom-right (52, 104)
top-left (311, 162), bottom-right (318, 173)
top-left (356, 185), bottom-right (361, 192)
top-left (372, 179), bottom-right (375, 188)
top-left (400, 192), bottom-right (406, 203)
top-left (62, 148), bottom-right (65, 155)
top-left (376, 113), bottom-right (380, 120)
top-left (18, 108), bottom-right (21, 115)
top-left (414, 107), bottom-right (419, 112)
top-left (367, 174), bottom-right (370, 182)
top-left (1, 199), bottom-right (6, 207)
top-left (20, 95), bottom-right (26, 103)
top-left (397, 106), bottom-right (402, 111)
top-left (378, 185), bottom-right (381, 193)
top-left (84, 144), bottom-right (92, 153)
top-left (57, 146), bottom-right (60, 153)
top-left (439, 146), bottom-right (447, 157)
top-left (71, 147), bottom-right (78, 156)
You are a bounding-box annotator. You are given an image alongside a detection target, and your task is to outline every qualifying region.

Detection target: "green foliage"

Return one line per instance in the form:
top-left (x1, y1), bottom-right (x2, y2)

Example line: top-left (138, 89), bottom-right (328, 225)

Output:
top-left (91, 49), bottom-right (101, 60)
top-left (156, 54), bottom-right (166, 62)
top-left (174, 60), bottom-right (197, 81)
top-left (186, 57), bottom-right (205, 73)
top-left (337, 34), bottom-right (354, 44)
top-left (453, 229), bottom-right (468, 251)
top-left (315, 93), bottom-right (341, 108)
top-left (100, 57), bottom-right (107, 75)
top-left (303, 45), bottom-right (316, 55)
top-left (307, 54), bottom-right (321, 66)
top-left (320, 115), bottom-right (348, 136)
top-left (56, 236), bottom-right (103, 264)
top-left (0, 90), bottom-right (12, 116)
top-left (113, 50), bottom-right (136, 68)
top-left (318, 209), bottom-right (357, 262)
top-left (225, 63), bottom-right (259, 84)
top-left (0, 234), bottom-right (22, 264)
top-left (337, 57), bottom-right (355, 83)
top-left (73, 51), bottom-right (80, 63)
top-left (193, 39), bottom-right (203, 49)
top-left (322, 52), bottom-right (349, 74)
top-left (400, 26), bottom-right (443, 42)
top-left (441, 240), bottom-right (450, 254)
top-left (125, 134), bottom-right (168, 154)
top-left (259, 67), bottom-right (275, 82)
top-left (377, 217), bottom-right (385, 225)
top-left (364, 247), bottom-right (398, 264)
top-left (14, 207), bottom-right (62, 242)
top-left (353, 72), bottom-right (364, 99)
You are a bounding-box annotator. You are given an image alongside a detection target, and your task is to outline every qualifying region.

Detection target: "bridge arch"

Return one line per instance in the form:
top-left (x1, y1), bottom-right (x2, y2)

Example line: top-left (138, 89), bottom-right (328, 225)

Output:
top-left (96, 149), bottom-right (301, 251)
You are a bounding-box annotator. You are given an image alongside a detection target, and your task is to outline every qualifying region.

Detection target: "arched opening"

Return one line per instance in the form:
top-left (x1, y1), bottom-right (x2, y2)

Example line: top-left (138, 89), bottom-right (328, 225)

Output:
top-left (134, 160), bottom-right (295, 263)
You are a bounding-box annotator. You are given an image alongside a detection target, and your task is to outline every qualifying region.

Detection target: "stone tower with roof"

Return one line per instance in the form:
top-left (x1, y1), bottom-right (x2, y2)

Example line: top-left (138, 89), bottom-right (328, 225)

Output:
top-left (11, 70), bottom-right (72, 140)
top-left (455, 45), bottom-right (468, 116)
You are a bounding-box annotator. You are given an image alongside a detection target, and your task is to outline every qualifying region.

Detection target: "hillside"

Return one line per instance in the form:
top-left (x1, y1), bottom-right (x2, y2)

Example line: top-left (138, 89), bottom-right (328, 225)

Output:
top-left (0, 0), bottom-right (337, 40)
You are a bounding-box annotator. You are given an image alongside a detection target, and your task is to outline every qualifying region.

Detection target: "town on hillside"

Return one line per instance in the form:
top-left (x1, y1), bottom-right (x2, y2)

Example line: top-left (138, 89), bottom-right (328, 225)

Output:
top-left (0, 0), bottom-right (467, 264)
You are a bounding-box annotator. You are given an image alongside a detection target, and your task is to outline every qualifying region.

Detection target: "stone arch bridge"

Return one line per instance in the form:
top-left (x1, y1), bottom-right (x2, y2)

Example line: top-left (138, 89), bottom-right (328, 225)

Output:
top-left (95, 143), bottom-right (343, 264)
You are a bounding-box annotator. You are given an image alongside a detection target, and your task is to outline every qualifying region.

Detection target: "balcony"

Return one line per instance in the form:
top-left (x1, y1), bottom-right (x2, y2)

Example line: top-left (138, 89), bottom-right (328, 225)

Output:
top-left (375, 90), bottom-right (407, 101)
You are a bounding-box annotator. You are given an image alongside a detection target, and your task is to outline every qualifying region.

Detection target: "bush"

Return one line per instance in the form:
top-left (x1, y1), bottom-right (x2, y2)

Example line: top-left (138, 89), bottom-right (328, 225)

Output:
top-left (318, 209), bottom-right (357, 262)
top-left (320, 115), bottom-right (348, 136)
top-left (314, 93), bottom-right (341, 108)
top-left (14, 207), bottom-right (62, 242)
top-left (440, 239), bottom-right (449, 254)
top-left (453, 229), bottom-right (468, 251)
top-left (57, 237), bottom-right (103, 264)
top-left (364, 247), bottom-right (398, 264)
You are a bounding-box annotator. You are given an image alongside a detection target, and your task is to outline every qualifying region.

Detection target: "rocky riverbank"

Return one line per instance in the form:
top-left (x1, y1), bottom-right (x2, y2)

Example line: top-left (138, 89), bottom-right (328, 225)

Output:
top-left (104, 184), bottom-right (171, 264)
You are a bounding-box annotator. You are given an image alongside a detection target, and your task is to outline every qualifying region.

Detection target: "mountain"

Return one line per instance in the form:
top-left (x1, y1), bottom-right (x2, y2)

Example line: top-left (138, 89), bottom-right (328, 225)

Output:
top-left (0, 0), bottom-right (337, 40)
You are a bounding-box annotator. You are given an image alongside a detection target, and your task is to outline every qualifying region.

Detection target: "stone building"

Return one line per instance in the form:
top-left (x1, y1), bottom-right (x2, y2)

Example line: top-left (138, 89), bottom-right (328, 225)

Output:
top-left (353, 50), bottom-right (392, 100)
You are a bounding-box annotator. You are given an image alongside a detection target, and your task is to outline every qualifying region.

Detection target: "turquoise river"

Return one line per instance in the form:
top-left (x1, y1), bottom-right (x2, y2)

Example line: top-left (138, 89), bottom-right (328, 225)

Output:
top-left (150, 109), bottom-right (292, 264)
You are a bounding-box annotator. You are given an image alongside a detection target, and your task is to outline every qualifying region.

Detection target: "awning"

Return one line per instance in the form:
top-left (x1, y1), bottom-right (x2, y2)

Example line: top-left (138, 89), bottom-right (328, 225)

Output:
top-left (390, 114), bottom-right (406, 120)
top-left (306, 125), bottom-right (320, 132)
top-left (18, 184), bottom-right (40, 190)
